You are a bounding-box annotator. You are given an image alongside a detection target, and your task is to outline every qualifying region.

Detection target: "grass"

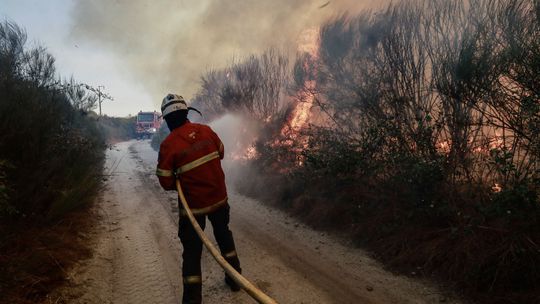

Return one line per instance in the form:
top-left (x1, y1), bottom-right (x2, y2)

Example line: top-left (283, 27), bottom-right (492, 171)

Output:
top-left (0, 204), bottom-right (97, 304)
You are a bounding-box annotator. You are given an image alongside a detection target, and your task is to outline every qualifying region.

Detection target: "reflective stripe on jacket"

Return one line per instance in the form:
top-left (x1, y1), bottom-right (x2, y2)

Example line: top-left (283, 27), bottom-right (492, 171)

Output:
top-left (156, 121), bottom-right (226, 214)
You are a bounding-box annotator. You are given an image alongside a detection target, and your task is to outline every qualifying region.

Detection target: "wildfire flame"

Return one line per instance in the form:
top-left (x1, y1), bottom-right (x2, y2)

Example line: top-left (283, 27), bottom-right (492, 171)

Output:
top-left (233, 28), bottom-right (322, 170)
top-left (437, 131), bottom-right (508, 155)
top-left (230, 144), bottom-right (258, 161)
top-left (282, 28), bottom-right (320, 136)
top-left (233, 28), bottom-right (321, 163)
top-left (436, 140), bottom-right (451, 154)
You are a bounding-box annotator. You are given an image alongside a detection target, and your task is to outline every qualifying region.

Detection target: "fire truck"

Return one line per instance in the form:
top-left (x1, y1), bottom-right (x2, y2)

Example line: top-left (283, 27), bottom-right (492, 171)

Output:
top-left (136, 111), bottom-right (162, 139)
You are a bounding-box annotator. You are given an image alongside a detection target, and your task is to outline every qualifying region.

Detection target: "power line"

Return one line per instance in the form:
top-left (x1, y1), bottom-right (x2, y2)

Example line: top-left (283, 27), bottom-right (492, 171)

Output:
top-left (52, 81), bottom-right (114, 116)
top-left (88, 85), bottom-right (114, 116)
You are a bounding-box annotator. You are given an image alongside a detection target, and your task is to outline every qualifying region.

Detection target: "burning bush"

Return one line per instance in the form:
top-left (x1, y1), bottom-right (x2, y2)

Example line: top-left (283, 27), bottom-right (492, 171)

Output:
top-left (294, 1), bottom-right (537, 302)
top-left (290, 0), bottom-right (539, 214)
top-left (191, 1), bottom-right (539, 303)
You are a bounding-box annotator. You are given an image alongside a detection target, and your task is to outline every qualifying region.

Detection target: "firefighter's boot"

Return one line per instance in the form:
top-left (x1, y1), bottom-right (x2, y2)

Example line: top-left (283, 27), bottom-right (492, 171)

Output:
top-left (224, 254), bottom-right (242, 292)
top-left (182, 277), bottom-right (202, 304)
top-left (225, 275), bottom-right (241, 292)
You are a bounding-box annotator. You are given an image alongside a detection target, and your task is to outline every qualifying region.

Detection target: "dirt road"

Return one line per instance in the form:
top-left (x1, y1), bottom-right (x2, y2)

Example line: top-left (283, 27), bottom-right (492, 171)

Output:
top-left (56, 140), bottom-right (460, 304)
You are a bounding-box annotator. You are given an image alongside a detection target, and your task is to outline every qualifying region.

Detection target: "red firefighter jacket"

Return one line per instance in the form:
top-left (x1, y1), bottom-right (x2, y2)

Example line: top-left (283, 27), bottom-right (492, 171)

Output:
top-left (156, 121), bottom-right (227, 215)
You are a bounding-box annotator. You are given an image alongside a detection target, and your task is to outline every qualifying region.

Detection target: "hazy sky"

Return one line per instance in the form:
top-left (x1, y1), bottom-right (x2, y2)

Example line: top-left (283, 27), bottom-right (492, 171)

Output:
top-left (1, 0), bottom-right (384, 117)
top-left (1, 0), bottom-right (154, 116)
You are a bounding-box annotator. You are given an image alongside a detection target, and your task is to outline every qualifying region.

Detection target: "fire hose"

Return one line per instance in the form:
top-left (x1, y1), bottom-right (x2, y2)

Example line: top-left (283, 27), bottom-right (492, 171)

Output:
top-left (175, 179), bottom-right (279, 304)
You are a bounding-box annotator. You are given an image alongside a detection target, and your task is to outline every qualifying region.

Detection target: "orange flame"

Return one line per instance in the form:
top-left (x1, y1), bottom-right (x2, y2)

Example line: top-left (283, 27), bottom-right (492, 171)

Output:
top-left (282, 28), bottom-right (320, 136)
top-left (492, 183), bottom-right (502, 193)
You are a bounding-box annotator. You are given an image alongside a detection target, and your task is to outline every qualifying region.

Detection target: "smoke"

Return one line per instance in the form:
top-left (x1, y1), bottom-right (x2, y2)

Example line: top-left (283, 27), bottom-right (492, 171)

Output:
top-left (208, 114), bottom-right (259, 184)
top-left (69, 0), bottom-right (387, 106)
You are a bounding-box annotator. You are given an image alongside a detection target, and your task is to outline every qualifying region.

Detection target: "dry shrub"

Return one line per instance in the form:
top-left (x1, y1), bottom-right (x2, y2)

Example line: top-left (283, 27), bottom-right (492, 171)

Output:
top-left (0, 20), bottom-right (106, 303)
top-left (0, 20), bottom-right (105, 219)
top-left (182, 1), bottom-right (538, 302)
top-left (0, 207), bottom-right (95, 304)
top-left (238, 1), bottom-right (539, 303)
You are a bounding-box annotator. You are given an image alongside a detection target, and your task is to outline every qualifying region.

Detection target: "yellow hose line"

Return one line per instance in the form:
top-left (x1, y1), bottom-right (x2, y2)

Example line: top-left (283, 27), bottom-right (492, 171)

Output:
top-left (176, 180), bottom-right (279, 304)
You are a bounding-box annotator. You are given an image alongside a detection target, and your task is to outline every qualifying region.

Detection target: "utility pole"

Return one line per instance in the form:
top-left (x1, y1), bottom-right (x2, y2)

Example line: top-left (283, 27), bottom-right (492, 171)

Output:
top-left (98, 85), bottom-right (103, 116)
top-left (55, 80), bottom-right (113, 116)
top-left (95, 85), bottom-right (113, 116)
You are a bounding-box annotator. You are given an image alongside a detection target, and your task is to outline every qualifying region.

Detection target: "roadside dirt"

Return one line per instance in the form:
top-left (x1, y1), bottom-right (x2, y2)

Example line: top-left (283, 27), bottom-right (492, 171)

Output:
top-left (52, 140), bottom-right (462, 304)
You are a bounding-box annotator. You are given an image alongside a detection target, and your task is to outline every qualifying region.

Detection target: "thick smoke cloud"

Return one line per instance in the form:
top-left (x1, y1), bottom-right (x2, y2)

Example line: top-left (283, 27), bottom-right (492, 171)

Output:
top-left (70, 0), bottom-right (386, 106)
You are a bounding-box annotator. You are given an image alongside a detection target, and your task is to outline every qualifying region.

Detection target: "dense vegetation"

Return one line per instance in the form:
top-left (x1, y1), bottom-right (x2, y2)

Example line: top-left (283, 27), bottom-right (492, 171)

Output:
top-left (0, 21), bottom-right (134, 303)
top-left (187, 1), bottom-right (539, 303)
top-left (99, 114), bottom-right (137, 144)
top-left (0, 21), bottom-right (105, 220)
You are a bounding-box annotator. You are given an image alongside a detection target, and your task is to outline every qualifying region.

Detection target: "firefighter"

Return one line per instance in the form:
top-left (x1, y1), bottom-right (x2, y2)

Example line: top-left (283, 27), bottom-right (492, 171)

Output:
top-left (156, 94), bottom-right (241, 304)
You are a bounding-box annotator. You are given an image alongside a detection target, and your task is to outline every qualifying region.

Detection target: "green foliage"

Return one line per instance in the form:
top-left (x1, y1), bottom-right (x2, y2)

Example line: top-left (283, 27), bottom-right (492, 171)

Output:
top-left (0, 20), bottom-right (105, 220)
top-left (98, 115), bottom-right (136, 143)
top-left (63, 76), bottom-right (97, 113)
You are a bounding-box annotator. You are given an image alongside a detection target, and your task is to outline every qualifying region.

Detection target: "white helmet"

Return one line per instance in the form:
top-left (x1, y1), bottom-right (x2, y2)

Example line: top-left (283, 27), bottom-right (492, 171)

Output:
top-left (161, 93), bottom-right (188, 117)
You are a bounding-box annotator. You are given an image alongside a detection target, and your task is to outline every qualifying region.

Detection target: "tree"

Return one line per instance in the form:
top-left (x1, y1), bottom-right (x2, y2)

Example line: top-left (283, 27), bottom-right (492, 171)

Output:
top-left (63, 77), bottom-right (98, 113)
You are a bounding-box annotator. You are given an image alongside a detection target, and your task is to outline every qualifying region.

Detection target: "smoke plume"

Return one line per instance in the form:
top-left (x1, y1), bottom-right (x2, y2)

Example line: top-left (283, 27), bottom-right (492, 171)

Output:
top-left (70, 0), bottom-right (387, 106)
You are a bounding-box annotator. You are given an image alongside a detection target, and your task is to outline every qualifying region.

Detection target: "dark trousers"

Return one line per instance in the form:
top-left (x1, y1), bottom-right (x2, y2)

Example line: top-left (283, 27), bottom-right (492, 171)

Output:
top-left (178, 205), bottom-right (241, 304)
